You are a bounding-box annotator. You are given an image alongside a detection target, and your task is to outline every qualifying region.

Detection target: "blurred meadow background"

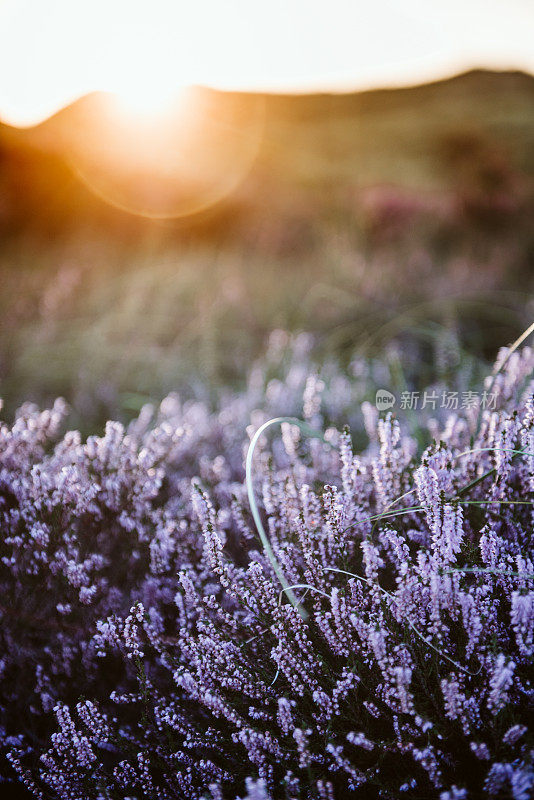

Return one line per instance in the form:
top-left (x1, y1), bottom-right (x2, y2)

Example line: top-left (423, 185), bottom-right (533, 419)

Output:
top-left (0, 4), bottom-right (534, 433)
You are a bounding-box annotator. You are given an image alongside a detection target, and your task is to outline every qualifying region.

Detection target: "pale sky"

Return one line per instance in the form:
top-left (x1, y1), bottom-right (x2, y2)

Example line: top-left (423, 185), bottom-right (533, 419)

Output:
top-left (0, 0), bottom-right (533, 125)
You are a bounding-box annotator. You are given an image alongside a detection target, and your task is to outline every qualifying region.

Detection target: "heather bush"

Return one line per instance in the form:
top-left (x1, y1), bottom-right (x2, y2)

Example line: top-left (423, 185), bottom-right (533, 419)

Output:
top-left (1, 337), bottom-right (533, 799)
top-left (0, 335), bottom-right (370, 746)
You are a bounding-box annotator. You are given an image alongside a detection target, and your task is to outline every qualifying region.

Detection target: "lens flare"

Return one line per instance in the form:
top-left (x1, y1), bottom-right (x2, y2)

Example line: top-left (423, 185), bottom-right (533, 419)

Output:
top-left (65, 88), bottom-right (265, 219)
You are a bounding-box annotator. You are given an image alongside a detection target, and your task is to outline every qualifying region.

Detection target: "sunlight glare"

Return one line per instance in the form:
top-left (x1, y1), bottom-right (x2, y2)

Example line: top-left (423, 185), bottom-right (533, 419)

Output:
top-left (113, 82), bottom-right (188, 120)
top-left (65, 87), bottom-right (265, 219)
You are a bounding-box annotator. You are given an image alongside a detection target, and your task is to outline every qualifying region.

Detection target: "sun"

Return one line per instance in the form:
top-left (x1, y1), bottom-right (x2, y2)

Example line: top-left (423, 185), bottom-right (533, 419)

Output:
top-left (112, 81), bottom-right (188, 120)
top-left (66, 86), bottom-right (266, 219)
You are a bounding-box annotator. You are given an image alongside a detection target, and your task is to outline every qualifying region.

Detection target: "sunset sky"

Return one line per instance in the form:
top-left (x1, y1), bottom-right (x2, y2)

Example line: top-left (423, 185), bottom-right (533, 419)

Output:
top-left (0, 0), bottom-right (533, 126)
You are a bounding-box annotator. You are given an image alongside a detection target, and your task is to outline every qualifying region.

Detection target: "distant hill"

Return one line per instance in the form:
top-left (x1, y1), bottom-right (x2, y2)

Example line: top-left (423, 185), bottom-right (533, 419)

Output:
top-left (0, 69), bottom-right (533, 239)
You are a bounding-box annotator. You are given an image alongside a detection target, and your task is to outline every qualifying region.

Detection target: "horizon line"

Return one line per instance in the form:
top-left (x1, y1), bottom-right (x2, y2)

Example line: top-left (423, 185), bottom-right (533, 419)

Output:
top-left (1, 64), bottom-right (533, 130)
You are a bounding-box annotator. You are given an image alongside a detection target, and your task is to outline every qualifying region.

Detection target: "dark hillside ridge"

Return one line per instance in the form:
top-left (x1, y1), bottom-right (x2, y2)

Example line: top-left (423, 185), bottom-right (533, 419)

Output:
top-left (0, 69), bottom-right (533, 238)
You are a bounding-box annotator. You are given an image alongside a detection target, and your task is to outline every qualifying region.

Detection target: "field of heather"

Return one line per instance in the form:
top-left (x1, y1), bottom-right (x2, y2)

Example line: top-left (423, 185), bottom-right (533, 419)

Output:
top-left (0, 57), bottom-right (533, 800)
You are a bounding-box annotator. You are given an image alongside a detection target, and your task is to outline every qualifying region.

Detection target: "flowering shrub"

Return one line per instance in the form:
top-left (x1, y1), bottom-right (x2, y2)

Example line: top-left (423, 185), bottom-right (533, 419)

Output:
top-left (1, 336), bottom-right (533, 799)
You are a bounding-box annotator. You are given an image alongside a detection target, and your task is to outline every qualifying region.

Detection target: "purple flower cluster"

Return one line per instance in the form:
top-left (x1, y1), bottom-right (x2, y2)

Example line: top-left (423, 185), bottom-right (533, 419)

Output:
top-left (0, 336), bottom-right (532, 799)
